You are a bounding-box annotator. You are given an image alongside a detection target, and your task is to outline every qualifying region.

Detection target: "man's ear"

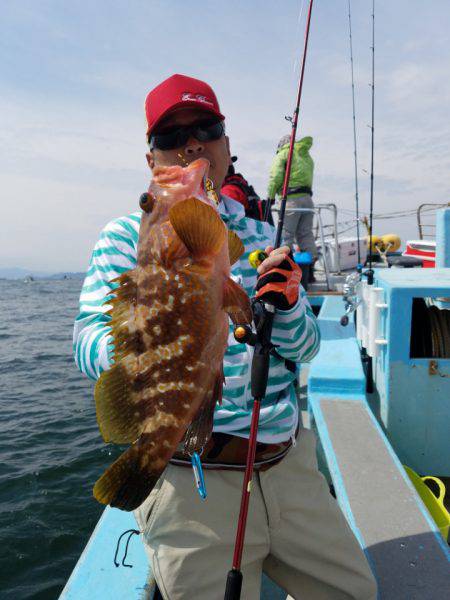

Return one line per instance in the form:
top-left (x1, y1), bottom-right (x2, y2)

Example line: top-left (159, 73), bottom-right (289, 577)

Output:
top-left (146, 151), bottom-right (155, 171)
top-left (225, 135), bottom-right (232, 165)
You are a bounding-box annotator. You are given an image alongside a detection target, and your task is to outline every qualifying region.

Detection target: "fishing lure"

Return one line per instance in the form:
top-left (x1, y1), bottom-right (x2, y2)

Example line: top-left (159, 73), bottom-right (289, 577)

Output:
top-left (191, 451), bottom-right (207, 500)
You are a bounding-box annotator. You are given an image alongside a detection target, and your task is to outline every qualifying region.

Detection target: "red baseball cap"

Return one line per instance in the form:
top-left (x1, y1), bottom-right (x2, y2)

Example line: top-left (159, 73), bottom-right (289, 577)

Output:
top-left (144, 74), bottom-right (225, 136)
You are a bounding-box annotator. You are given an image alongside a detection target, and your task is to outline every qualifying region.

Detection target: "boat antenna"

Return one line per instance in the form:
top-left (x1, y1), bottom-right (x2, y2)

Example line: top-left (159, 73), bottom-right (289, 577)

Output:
top-left (347, 0), bottom-right (361, 266)
top-left (224, 2), bottom-right (315, 599)
top-left (367, 0), bottom-right (375, 284)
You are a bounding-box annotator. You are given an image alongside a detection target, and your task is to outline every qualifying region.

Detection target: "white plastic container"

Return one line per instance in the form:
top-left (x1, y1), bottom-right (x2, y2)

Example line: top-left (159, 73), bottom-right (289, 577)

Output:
top-left (318, 237), bottom-right (368, 272)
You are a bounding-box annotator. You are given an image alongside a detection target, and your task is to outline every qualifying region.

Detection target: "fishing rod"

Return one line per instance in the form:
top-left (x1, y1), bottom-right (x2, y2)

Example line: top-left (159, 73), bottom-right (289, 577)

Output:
top-left (224, 2), bottom-right (315, 598)
top-left (347, 0), bottom-right (361, 265)
top-left (367, 0), bottom-right (375, 284)
top-left (362, 0), bottom-right (375, 393)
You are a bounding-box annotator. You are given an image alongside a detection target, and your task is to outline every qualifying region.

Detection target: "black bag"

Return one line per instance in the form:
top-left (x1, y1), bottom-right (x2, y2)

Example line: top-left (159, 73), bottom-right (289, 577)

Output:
top-left (222, 174), bottom-right (273, 224)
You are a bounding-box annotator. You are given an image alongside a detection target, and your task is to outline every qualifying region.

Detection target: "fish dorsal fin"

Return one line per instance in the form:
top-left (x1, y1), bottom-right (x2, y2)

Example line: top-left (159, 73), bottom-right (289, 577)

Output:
top-left (228, 230), bottom-right (244, 265)
top-left (106, 270), bottom-right (141, 363)
top-left (223, 276), bottom-right (253, 325)
top-left (169, 197), bottom-right (226, 257)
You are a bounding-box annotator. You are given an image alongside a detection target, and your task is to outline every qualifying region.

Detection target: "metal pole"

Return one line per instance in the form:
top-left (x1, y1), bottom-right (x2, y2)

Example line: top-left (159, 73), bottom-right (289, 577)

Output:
top-left (316, 210), bottom-right (331, 290)
top-left (327, 203), bottom-right (341, 274)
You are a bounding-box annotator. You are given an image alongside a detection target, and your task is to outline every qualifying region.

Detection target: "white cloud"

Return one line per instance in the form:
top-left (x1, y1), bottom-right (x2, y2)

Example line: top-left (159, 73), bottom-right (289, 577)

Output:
top-left (2, 1), bottom-right (450, 271)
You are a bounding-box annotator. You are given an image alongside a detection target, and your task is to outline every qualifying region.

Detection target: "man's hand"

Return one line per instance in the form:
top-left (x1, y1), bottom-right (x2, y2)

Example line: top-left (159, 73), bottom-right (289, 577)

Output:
top-left (255, 246), bottom-right (302, 310)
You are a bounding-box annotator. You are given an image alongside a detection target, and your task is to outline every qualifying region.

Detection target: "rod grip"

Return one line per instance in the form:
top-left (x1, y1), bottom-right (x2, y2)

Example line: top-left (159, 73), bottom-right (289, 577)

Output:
top-left (224, 569), bottom-right (243, 600)
top-left (251, 349), bottom-right (271, 399)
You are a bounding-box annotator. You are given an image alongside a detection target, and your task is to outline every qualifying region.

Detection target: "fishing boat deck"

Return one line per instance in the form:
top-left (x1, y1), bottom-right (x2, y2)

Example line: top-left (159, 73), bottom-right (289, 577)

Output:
top-left (60, 292), bottom-right (450, 600)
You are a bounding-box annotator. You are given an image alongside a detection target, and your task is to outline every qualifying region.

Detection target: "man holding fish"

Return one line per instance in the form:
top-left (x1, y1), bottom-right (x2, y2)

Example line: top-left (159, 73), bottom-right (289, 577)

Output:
top-left (74, 75), bottom-right (376, 599)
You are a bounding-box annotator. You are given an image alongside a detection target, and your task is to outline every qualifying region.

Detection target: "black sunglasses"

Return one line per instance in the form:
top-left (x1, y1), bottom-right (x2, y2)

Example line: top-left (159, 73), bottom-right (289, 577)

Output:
top-left (149, 119), bottom-right (224, 151)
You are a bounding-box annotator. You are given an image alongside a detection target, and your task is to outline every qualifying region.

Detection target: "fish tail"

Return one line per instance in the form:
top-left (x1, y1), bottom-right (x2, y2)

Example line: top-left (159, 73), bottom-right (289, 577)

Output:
top-left (93, 442), bottom-right (162, 512)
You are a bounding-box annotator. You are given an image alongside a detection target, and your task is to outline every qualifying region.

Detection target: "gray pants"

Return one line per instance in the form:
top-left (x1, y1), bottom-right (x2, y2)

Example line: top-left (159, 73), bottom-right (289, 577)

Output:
top-left (282, 194), bottom-right (318, 259)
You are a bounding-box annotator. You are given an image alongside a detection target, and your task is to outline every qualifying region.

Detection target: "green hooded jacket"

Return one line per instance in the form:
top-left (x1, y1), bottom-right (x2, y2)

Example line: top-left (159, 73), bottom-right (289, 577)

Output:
top-left (267, 136), bottom-right (314, 199)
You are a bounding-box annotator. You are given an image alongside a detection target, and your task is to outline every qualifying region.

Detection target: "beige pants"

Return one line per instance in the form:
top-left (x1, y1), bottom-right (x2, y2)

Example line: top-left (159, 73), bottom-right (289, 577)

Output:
top-left (134, 429), bottom-right (377, 600)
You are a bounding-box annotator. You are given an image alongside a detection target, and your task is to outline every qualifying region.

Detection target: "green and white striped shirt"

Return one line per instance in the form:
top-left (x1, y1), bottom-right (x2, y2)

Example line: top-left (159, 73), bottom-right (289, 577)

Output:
top-left (73, 196), bottom-right (320, 443)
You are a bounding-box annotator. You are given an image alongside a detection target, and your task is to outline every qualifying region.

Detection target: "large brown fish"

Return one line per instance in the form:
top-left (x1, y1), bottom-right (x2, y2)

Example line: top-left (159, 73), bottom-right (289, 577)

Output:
top-left (93, 158), bottom-right (252, 511)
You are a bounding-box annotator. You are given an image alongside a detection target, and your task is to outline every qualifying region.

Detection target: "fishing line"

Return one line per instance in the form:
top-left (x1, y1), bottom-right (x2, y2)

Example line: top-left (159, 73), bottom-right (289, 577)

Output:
top-left (293, 0), bottom-right (306, 76)
top-left (347, 0), bottom-right (361, 264)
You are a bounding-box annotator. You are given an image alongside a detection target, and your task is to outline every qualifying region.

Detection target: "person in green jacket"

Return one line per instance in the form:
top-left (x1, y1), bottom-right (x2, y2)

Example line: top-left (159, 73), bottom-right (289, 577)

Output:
top-left (267, 135), bottom-right (318, 274)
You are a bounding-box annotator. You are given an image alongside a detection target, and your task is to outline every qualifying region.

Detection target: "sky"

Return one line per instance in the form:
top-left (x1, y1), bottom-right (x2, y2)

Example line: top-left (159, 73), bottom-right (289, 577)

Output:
top-left (1, 0), bottom-right (449, 272)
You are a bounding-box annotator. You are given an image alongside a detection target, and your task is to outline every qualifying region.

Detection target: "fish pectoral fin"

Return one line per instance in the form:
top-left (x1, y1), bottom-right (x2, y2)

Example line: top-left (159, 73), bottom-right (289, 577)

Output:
top-left (182, 371), bottom-right (224, 454)
top-left (169, 197), bottom-right (226, 258)
top-left (95, 363), bottom-right (144, 444)
top-left (223, 277), bottom-right (253, 325)
top-left (93, 441), bottom-right (161, 511)
top-left (228, 230), bottom-right (245, 265)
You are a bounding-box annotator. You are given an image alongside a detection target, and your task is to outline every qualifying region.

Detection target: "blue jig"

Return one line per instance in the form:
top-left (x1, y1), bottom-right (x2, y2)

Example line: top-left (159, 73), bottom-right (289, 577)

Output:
top-left (191, 452), bottom-right (207, 500)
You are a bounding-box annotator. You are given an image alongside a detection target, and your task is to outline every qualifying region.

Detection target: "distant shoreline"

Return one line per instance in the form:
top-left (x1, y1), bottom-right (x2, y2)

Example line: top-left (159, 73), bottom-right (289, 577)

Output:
top-left (0, 269), bottom-right (85, 280)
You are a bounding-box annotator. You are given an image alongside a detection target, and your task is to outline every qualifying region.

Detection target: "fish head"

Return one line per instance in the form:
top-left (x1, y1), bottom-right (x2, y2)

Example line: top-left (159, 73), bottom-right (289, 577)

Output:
top-left (144, 158), bottom-right (218, 221)
top-left (138, 158), bottom-right (220, 263)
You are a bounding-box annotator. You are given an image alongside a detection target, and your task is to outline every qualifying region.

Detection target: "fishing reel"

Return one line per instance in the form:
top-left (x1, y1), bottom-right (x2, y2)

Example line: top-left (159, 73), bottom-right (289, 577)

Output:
top-left (233, 298), bottom-right (272, 347)
top-left (340, 272), bottom-right (362, 326)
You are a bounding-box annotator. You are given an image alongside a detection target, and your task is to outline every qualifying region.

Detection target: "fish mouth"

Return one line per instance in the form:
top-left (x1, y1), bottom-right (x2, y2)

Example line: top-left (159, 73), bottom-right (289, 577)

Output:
top-left (183, 157), bottom-right (210, 180)
top-left (179, 158), bottom-right (211, 198)
top-left (152, 158), bottom-right (212, 202)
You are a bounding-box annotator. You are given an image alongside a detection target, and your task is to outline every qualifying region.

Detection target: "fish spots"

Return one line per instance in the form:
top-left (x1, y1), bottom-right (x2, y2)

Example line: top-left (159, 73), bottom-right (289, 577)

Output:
top-left (143, 412), bottom-right (180, 433)
top-left (153, 325), bottom-right (162, 335)
top-left (122, 353), bottom-right (138, 375)
top-left (185, 360), bottom-right (204, 373)
top-left (142, 380), bottom-right (195, 400)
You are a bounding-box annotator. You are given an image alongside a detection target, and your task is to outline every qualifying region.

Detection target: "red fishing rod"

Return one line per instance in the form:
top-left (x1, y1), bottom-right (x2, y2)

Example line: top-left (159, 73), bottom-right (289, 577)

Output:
top-left (224, 2), bottom-right (315, 598)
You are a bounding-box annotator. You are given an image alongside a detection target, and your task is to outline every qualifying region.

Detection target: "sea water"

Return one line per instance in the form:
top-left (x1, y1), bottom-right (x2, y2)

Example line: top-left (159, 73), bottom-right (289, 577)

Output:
top-left (0, 279), bottom-right (118, 599)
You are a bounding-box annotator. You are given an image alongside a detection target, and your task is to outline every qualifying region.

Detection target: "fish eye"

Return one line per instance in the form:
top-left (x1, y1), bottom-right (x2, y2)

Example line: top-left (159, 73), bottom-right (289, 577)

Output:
top-left (139, 192), bottom-right (155, 213)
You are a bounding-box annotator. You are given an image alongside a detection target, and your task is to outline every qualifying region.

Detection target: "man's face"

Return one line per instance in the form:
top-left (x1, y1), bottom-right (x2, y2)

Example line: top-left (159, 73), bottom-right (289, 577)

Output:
top-left (146, 108), bottom-right (231, 191)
